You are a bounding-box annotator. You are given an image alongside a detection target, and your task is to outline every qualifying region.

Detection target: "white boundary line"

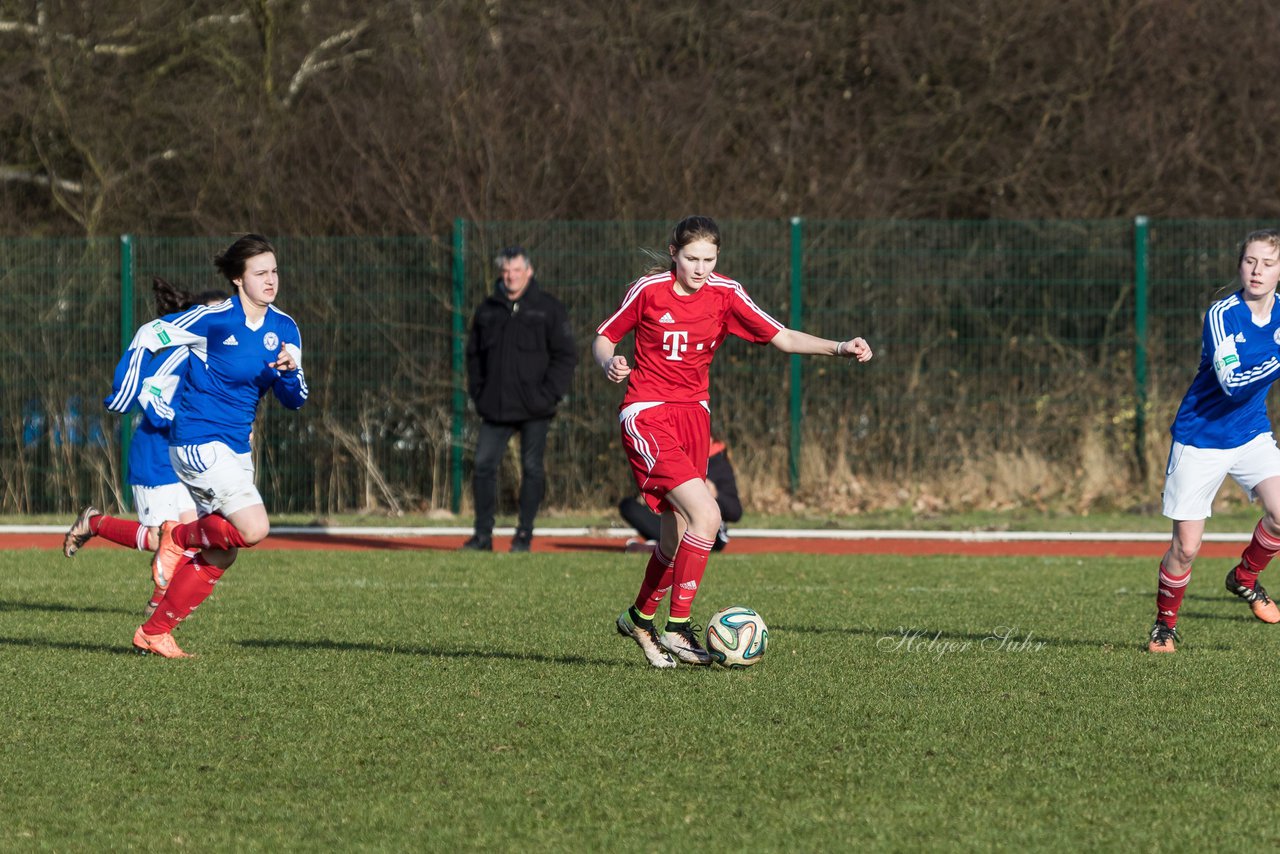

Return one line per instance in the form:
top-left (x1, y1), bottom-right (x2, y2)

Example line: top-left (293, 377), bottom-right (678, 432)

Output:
top-left (0, 524), bottom-right (1250, 543)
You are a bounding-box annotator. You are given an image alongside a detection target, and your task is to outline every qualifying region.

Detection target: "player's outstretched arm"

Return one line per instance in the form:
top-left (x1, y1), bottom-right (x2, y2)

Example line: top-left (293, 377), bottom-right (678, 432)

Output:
top-left (769, 329), bottom-right (873, 362)
top-left (593, 334), bottom-right (632, 384)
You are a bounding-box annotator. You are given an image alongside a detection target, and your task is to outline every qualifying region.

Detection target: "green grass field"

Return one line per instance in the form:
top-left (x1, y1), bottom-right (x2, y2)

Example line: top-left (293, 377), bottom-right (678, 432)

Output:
top-left (5, 544), bottom-right (1280, 851)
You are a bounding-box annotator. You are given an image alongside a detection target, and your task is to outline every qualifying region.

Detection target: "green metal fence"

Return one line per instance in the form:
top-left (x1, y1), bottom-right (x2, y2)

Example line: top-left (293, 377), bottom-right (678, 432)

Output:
top-left (1, 220), bottom-right (1270, 517)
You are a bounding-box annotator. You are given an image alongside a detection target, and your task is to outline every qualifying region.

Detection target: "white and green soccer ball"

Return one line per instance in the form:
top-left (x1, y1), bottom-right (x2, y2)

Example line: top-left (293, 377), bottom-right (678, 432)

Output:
top-left (704, 605), bottom-right (768, 668)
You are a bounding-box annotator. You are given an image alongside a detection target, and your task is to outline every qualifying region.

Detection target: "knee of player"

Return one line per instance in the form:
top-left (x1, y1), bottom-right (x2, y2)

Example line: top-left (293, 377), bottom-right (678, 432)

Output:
top-left (693, 506), bottom-right (722, 540)
top-left (240, 519), bottom-right (270, 546)
top-left (1170, 535), bottom-right (1202, 563)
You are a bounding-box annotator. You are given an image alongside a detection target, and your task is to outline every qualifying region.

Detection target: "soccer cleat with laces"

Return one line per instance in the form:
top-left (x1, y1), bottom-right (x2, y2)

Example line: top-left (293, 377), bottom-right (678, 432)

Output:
top-left (132, 626), bottom-right (192, 658)
top-left (62, 505), bottom-right (100, 558)
top-left (616, 609), bottom-right (676, 669)
top-left (1147, 620), bottom-right (1179, 653)
top-left (151, 520), bottom-right (185, 593)
top-left (660, 622), bottom-right (713, 665)
top-left (1225, 567), bottom-right (1280, 623)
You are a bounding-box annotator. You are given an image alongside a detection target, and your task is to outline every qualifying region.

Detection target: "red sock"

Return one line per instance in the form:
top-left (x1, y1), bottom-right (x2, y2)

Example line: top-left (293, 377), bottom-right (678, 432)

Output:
top-left (1236, 520), bottom-right (1280, 587)
top-left (89, 514), bottom-right (148, 551)
top-left (668, 532), bottom-right (714, 620)
top-left (143, 554), bottom-right (225, 634)
top-left (1156, 562), bottom-right (1191, 628)
top-left (146, 581), bottom-right (165, 617)
top-left (633, 546), bottom-right (675, 617)
top-left (173, 513), bottom-right (250, 550)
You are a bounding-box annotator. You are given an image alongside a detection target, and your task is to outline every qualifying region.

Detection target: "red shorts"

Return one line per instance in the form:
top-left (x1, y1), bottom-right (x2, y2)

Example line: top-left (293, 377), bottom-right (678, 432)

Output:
top-left (619, 401), bottom-right (710, 513)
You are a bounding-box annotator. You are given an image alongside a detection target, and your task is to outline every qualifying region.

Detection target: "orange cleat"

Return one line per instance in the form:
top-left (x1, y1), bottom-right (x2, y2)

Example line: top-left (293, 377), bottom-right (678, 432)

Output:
top-left (132, 626), bottom-right (192, 658)
top-left (63, 505), bottom-right (100, 558)
top-left (1225, 567), bottom-right (1280, 623)
top-left (1147, 620), bottom-right (1178, 653)
top-left (151, 520), bottom-right (185, 593)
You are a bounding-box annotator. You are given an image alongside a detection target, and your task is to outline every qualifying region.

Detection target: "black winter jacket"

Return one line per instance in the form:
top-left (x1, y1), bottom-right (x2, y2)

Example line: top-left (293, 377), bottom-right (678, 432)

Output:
top-left (465, 278), bottom-right (578, 422)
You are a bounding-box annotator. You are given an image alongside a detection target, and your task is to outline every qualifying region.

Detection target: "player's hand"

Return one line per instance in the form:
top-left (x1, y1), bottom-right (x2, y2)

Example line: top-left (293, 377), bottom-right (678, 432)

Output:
top-left (839, 337), bottom-right (873, 362)
top-left (605, 355), bottom-right (631, 384)
top-left (270, 345), bottom-right (297, 373)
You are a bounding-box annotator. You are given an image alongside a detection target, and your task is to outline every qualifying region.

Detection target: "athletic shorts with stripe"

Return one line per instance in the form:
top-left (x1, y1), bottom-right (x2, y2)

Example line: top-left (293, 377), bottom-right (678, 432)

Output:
top-left (132, 482), bottom-right (197, 527)
top-left (169, 441), bottom-right (264, 517)
top-left (1162, 432), bottom-right (1280, 520)
top-left (619, 401), bottom-right (710, 514)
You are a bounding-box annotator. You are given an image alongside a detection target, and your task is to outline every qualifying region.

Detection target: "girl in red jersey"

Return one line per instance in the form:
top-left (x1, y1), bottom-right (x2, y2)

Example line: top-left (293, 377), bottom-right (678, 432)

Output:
top-left (594, 215), bottom-right (873, 667)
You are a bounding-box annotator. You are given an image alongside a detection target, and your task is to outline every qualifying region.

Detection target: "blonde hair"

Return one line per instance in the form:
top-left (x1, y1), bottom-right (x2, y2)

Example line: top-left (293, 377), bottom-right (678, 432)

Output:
top-left (1238, 229), bottom-right (1280, 266)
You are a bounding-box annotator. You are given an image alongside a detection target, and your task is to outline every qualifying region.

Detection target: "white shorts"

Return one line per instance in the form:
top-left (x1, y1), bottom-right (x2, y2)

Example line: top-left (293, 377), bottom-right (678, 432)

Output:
top-left (131, 482), bottom-right (197, 528)
top-left (1162, 433), bottom-right (1280, 520)
top-left (169, 441), bottom-right (264, 517)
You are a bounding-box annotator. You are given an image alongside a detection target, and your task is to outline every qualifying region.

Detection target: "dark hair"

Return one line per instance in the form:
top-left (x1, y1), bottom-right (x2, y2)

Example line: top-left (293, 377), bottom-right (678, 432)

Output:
top-left (152, 277), bottom-right (230, 315)
top-left (495, 245), bottom-right (529, 268)
top-left (214, 233), bottom-right (276, 283)
top-left (647, 215), bottom-right (721, 274)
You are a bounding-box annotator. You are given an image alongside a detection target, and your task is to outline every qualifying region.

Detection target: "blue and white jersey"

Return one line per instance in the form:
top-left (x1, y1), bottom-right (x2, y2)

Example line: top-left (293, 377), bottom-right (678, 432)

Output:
top-left (117, 295), bottom-right (308, 454)
top-left (1171, 290), bottom-right (1280, 449)
top-left (104, 317), bottom-right (193, 487)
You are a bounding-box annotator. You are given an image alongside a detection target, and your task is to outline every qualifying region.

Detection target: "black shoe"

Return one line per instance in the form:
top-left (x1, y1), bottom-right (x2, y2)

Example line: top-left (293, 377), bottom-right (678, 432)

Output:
top-left (460, 534), bottom-right (492, 551)
top-left (1147, 619), bottom-right (1178, 653)
top-left (1225, 567), bottom-right (1280, 622)
top-left (510, 529), bottom-right (532, 553)
top-left (659, 621), bottom-right (712, 665)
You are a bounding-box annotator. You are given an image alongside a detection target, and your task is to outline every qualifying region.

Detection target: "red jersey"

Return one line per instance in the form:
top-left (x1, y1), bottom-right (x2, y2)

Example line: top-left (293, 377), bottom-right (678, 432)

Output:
top-left (596, 271), bottom-right (783, 404)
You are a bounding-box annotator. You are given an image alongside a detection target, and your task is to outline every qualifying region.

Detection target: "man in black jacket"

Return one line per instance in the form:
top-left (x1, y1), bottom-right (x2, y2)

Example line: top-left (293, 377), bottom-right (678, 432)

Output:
top-left (461, 246), bottom-right (577, 552)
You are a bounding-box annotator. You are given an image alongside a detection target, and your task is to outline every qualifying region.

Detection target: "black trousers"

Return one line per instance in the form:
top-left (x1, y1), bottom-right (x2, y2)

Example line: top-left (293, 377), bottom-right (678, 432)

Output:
top-left (618, 495), bottom-right (729, 551)
top-left (472, 417), bottom-right (552, 536)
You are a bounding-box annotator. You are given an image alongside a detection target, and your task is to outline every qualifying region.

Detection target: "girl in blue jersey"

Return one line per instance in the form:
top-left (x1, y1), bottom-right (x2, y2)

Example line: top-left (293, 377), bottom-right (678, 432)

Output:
top-left (1150, 229), bottom-right (1280, 653)
top-left (119, 235), bottom-right (308, 658)
top-left (63, 280), bottom-right (228, 617)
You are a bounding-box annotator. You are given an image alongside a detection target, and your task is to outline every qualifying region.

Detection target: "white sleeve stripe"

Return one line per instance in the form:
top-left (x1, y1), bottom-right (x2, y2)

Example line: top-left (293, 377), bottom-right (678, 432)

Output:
top-left (155, 348), bottom-right (188, 377)
top-left (106, 347), bottom-right (147, 413)
top-left (1207, 295), bottom-right (1238, 350)
top-left (1225, 359), bottom-right (1280, 387)
top-left (171, 300), bottom-right (231, 330)
top-left (708, 275), bottom-right (785, 330)
top-left (595, 275), bottom-right (665, 335)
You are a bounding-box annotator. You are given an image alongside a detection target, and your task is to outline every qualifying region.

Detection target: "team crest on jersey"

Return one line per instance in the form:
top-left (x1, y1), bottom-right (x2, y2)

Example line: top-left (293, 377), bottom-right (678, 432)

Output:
top-left (263, 331), bottom-right (279, 351)
top-left (1273, 329), bottom-right (1280, 346)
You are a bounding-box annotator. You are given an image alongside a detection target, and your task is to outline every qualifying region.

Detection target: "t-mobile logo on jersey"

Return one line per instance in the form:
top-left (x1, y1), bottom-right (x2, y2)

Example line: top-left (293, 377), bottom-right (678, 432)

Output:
top-left (662, 329), bottom-right (689, 360)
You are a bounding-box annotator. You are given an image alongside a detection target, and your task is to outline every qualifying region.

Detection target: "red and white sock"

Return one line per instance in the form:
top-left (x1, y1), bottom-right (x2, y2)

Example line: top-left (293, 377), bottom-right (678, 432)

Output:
top-left (172, 513), bottom-right (250, 551)
top-left (90, 514), bottom-right (148, 551)
top-left (142, 554), bottom-right (225, 635)
top-left (1156, 562), bottom-right (1191, 628)
top-left (633, 546), bottom-right (675, 618)
top-left (668, 532), bottom-right (715, 621)
top-left (1236, 520), bottom-right (1280, 587)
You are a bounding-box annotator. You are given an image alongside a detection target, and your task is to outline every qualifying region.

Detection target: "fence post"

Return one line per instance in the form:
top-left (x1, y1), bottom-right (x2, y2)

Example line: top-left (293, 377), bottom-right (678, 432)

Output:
top-left (119, 234), bottom-right (135, 510)
top-left (450, 219), bottom-right (467, 514)
top-left (1133, 215), bottom-right (1150, 483)
top-left (788, 216), bottom-right (803, 494)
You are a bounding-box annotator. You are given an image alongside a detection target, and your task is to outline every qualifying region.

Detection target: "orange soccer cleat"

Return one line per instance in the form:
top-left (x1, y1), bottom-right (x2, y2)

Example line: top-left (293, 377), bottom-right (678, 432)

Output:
top-left (132, 626), bottom-right (192, 658)
top-left (1147, 620), bottom-right (1179, 653)
top-left (151, 520), bottom-right (185, 593)
top-left (1225, 567), bottom-right (1280, 623)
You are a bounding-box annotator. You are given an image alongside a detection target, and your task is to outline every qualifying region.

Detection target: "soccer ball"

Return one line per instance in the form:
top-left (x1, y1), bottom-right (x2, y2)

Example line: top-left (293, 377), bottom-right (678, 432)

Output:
top-left (704, 605), bottom-right (768, 668)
